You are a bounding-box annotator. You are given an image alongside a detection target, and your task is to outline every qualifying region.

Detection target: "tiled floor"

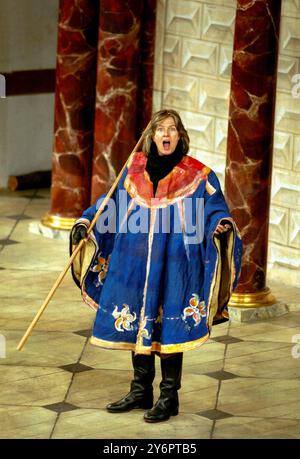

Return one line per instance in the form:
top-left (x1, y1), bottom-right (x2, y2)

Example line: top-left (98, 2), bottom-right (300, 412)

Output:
top-left (0, 188), bottom-right (300, 439)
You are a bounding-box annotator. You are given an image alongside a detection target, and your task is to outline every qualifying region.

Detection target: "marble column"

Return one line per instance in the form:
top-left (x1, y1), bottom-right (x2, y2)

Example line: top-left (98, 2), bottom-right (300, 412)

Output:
top-left (136, 0), bottom-right (157, 135)
top-left (43, 0), bottom-right (99, 230)
top-left (225, 0), bottom-right (282, 311)
top-left (91, 0), bottom-right (156, 202)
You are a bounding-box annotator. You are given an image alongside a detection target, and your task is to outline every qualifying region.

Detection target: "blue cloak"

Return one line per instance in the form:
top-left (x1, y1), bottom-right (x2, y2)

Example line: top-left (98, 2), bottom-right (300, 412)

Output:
top-left (71, 152), bottom-right (242, 355)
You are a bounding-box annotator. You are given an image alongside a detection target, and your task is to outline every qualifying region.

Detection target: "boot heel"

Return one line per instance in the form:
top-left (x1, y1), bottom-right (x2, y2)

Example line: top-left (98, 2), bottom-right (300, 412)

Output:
top-left (171, 407), bottom-right (179, 416)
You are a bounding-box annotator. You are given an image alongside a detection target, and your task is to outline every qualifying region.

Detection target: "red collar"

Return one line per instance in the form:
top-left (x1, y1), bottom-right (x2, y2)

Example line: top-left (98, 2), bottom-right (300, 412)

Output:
top-left (124, 152), bottom-right (210, 207)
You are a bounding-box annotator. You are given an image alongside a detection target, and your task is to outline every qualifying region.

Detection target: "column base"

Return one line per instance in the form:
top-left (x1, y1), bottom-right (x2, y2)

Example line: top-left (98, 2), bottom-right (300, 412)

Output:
top-left (228, 301), bottom-right (288, 322)
top-left (29, 221), bottom-right (71, 241)
top-left (41, 213), bottom-right (76, 230)
top-left (228, 287), bottom-right (288, 322)
top-left (229, 288), bottom-right (277, 308)
top-left (29, 212), bottom-right (76, 241)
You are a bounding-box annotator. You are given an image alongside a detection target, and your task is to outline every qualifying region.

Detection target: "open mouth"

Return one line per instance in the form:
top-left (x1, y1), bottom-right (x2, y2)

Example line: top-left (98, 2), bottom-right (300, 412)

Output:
top-left (163, 141), bottom-right (171, 150)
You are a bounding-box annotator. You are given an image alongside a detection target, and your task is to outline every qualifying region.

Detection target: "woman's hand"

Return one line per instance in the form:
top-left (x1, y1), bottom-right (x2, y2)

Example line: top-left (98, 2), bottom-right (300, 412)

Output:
top-left (213, 221), bottom-right (232, 236)
top-left (72, 225), bottom-right (88, 245)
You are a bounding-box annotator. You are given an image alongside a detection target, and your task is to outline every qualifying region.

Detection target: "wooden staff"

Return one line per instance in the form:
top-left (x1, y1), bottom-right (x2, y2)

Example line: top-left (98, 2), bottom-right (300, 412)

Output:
top-left (17, 124), bottom-right (150, 351)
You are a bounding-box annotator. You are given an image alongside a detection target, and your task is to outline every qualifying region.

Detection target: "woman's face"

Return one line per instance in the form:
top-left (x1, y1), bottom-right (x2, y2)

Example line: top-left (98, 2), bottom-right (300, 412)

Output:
top-left (152, 116), bottom-right (180, 156)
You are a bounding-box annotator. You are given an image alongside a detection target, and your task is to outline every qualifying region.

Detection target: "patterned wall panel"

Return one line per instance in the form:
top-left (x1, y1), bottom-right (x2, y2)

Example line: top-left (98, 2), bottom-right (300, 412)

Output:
top-left (294, 136), bottom-right (300, 171)
top-left (153, 0), bottom-right (300, 285)
top-left (269, 207), bottom-right (289, 245)
top-left (282, 0), bottom-right (300, 16)
top-left (182, 39), bottom-right (218, 76)
top-left (201, 4), bottom-right (235, 44)
top-left (290, 210), bottom-right (300, 248)
top-left (179, 109), bottom-right (214, 152)
top-left (280, 17), bottom-right (300, 57)
top-left (268, 241), bottom-right (300, 286)
top-left (275, 93), bottom-right (300, 133)
top-left (218, 45), bottom-right (233, 78)
top-left (166, 0), bottom-right (202, 38)
top-left (215, 118), bottom-right (228, 154)
top-left (153, 0), bottom-right (235, 187)
top-left (163, 71), bottom-right (199, 110)
top-left (271, 1), bottom-right (300, 284)
top-left (273, 131), bottom-right (293, 169)
top-left (277, 56), bottom-right (299, 91)
top-left (271, 170), bottom-right (300, 211)
top-left (198, 78), bottom-right (230, 116)
top-left (164, 35), bottom-right (181, 69)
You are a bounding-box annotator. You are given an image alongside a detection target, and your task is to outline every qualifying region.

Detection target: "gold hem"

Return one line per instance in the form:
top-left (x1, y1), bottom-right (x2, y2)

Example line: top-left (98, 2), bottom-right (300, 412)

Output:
top-left (89, 333), bottom-right (210, 354)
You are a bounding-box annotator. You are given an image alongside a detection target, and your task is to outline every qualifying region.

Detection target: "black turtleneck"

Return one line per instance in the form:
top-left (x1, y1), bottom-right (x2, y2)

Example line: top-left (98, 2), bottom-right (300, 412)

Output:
top-left (145, 141), bottom-right (185, 195)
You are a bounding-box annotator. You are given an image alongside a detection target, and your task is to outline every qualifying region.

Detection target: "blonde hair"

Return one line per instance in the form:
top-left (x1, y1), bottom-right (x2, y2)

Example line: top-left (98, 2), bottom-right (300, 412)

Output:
top-left (142, 109), bottom-right (190, 155)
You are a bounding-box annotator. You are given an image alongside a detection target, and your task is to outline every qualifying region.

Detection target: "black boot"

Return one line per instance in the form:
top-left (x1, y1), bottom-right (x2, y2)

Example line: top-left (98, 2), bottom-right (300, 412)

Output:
top-left (144, 353), bottom-right (183, 423)
top-left (106, 352), bottom-right (155, 413)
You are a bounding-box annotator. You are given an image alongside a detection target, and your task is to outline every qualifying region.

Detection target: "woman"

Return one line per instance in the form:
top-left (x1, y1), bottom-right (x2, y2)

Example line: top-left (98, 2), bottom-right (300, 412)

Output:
top-left (70, 109), bottom-right (242, 423)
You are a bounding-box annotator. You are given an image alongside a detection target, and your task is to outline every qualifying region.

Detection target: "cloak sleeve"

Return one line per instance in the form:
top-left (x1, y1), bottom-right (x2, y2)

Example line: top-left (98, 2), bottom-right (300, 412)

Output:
top-left (69, 167), bottom-right (129, 310)
top-left (203, 170), bottom-right (242, 328)
top-left (69, 191), bottom-right (118, 307)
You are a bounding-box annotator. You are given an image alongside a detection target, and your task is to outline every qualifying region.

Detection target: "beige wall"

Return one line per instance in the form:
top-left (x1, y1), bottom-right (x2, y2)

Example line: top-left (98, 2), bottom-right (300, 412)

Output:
top-left (0, 0), bottom-right (59, 187)
top-left (153, 0), bottom-right (300, 287)
top-left (153, 0), bottom-right (236, 185)
top-left (270, 0), bottom-right (300, 286)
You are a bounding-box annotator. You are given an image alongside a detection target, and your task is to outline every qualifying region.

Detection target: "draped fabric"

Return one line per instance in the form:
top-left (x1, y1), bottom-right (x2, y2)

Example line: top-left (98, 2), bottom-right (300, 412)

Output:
top-left (71, 152), bottom-right (242, 355)
top-left (145, 142), bottom-right (185, 195)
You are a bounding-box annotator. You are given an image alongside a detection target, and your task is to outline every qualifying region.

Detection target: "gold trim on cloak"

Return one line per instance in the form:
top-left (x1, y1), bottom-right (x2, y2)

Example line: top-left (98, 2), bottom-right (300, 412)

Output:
top-left (206, 218), bottom-right (236, 330)
top-left (89, 333), bottom-right (210, 355)
top-left (135, 207), bottom-right (157, 354)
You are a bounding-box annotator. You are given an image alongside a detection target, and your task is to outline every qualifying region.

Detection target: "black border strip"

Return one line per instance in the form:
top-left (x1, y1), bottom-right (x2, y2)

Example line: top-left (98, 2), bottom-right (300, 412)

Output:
top-left (1, 69), bottom-right (55, 96)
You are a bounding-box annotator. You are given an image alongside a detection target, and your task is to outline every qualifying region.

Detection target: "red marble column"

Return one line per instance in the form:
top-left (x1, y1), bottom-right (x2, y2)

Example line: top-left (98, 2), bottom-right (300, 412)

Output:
top-left (44, 0), bottom-right (99, 228)
top-left (91, 0), bottom-right (156, 202)
top-left (136, 0), bottom-right (157, 135)
top-left (225, 0), bottom-right (282, 305)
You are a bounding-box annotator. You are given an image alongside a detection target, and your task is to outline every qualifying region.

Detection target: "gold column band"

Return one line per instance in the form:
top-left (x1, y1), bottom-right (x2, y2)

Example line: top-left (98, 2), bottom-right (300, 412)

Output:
top-left (228, 287), bottom-right (277, 309)
top-left (41, 213), bottom-right (76, 230)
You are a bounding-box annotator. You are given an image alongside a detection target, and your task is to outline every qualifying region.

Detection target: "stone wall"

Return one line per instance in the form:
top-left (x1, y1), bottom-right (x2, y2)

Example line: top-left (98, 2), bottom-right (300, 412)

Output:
top-left (153, 0), bottom-right (300, 286)
top-left (269, 0), bottom-right (300, 285)
top-left (0, 0), bottom-right (59, 187)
